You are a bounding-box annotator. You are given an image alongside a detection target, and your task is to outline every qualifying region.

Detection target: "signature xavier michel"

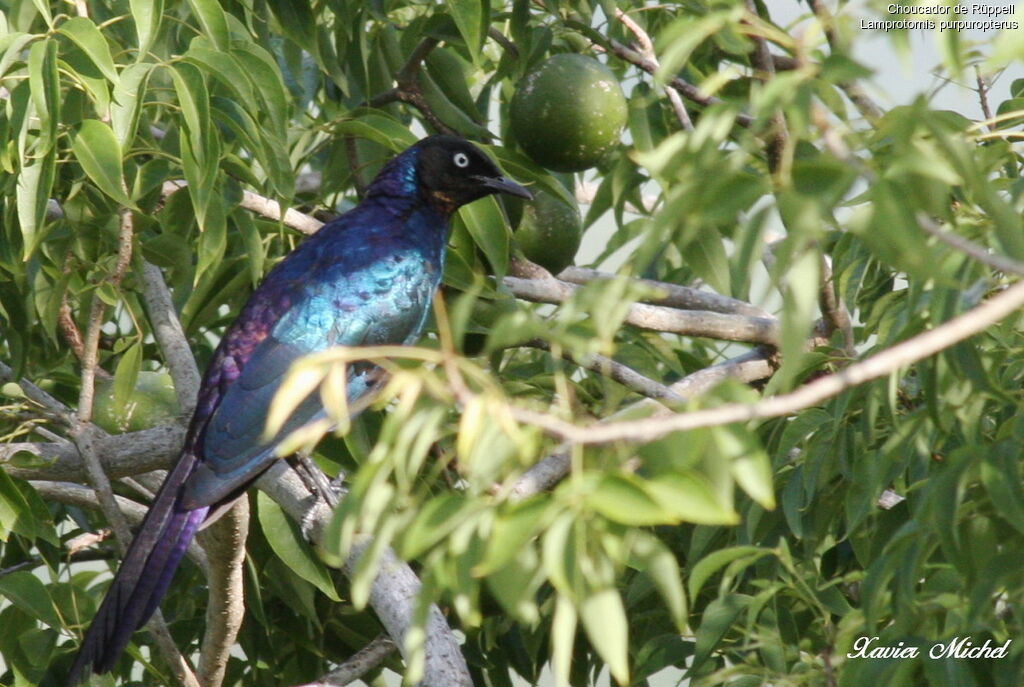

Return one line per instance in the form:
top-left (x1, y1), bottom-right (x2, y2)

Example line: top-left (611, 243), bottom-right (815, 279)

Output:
top-left (848, 636), bottom-right (1012, 660)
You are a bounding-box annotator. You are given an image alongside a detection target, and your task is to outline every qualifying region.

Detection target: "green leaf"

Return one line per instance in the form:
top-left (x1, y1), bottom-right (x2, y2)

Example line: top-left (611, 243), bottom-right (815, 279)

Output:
top-left (58, 16), bottom-right (119, 83)
top-left (478, 497), bottom-right (549, 574)
top-left (691, 593), bottom-right (750, 674)
top-left (184, 44), bottom-right (257, 115)
top-left (230, 41), bottom-right (291, 138)
top-left (333, 112), bottom-right (418, 151)
top-left (130, 0), bottom-right (164, 58)
top-left (170, 61), bottom-right (211, 163)
top-left (0, 572), bottom-right (62, 629)
top-left (112, 341), bottom-right (142, 415)
top-left (0, 33), bottom-right (34, 80)
top-left (256, 492), bottom-right (340, 601)
top-left (981, 443), bottom-right (1024, 538)
top-left (685, 224), bottom-right (729, 295)
top-left (400, 493), bottom-right (473, 560)
top-left (687, 546), bottom-right (770, 600)
top-left (455, 195), bottom-right (509, 278)
top-left (587, 474), bottom-right (676, 526)
top-left (111, 62), bottom-right (154, 149)
top-left (71, 120), bottom-right (136, 208)
top-left (714, 426), bottom-right (775, 509)
top-left (27, 38), bottom-right (59, 150)
top-left (630, 532), bottom-right (687, 632)
top-left (551, 593), bottom-right (577, 687)
top-left (645, 473), bottom-right (739, 525)
top-left (186, 0), bottom-right (230, 51)
top-left (15, 149), bottom-right (56, 261)
top-left (580, 589), bottom-right (629, 684)
top-left (445, 0), bottom-right (486, 60)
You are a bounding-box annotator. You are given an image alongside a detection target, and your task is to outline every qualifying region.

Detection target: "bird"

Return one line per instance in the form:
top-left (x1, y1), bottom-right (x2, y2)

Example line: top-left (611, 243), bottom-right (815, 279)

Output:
top-left (67, 135), bottom-right (532, 683)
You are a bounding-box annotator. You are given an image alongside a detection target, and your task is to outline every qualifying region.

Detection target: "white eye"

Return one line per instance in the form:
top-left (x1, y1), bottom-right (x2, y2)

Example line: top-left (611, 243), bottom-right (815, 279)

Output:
top-left (453, 152), bottom-right (470, 168)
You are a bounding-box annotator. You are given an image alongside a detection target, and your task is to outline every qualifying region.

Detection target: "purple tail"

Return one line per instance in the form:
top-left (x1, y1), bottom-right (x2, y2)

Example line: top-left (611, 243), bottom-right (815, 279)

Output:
top-left (68, 453), bottom-right (209, 684)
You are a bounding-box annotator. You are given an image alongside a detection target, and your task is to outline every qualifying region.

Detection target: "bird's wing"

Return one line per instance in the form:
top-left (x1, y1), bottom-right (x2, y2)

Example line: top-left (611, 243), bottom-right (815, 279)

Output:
top-left (180, 235), bottom-right (439, 509)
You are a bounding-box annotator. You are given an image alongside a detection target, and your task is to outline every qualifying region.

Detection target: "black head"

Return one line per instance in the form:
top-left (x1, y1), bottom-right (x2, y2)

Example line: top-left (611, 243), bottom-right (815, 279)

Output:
top-left (414, 135), bottom-right (532, 213)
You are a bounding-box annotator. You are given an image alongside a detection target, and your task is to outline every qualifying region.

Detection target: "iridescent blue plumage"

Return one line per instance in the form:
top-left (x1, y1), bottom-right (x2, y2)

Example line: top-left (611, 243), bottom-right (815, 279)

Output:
top-left (68, 136), bottom-right (531, 683)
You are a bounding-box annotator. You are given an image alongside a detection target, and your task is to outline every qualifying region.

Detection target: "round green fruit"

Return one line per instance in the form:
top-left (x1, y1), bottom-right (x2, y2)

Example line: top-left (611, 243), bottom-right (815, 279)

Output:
top-left (514, 189), bottom-right (583, 275)
top-left (94, 371), bottom-right (181, 433)
top-left (509, 54), bottom-right (627, 172)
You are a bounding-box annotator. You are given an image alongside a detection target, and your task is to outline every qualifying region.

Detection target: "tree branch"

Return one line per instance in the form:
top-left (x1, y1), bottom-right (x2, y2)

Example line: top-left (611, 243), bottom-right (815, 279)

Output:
top-left (141, 261), bottom-right (201, 414)
top-left (197, 500), bottom-right (249, 687)
top-left (503, 275), bottom-right (780, 345)
top-left (557, 265), bottom-right (772, 318)
top-left (296, 634), bottom-right (397, 687)
top-left (507, 278), bottom-right (1024, 446)
top-left (255, 463), bottom-right (474, 687)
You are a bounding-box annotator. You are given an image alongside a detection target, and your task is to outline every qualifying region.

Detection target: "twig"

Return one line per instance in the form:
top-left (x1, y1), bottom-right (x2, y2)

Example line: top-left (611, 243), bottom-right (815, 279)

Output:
top-left (603, 38), bottom-right (754, 128)
top-left (74, 202), bottom-right (136, 542)
top-left (975, 65), bottom-right (994, 128)
top-left (503, 275), bottom-right (780, 345)
top-left (0, 549), bottom-right (113, 579)
top-left (391, 37), bottom-right (460, 137)
top-left (917, 213), bottom-right (1024, 276)
top-left (522, 340), bottom-right (684, 403)
top-left (808, 0), bottom-right (883, 122)
top-left (817, 256), bottom-right (856, 358)
top-left (29, 480), bottom-right (208, 568)
top-left (295, 634), bottom-right (398, 687)
top-left (615, 9), bottom-right (692, 130)
top-left (0, 360), bottom-right (77, 426)
top-left (509, 347), bottom-right (776, 499)
top-left (743, 0), bottom-right (790, 176)
top-left (487, 27), bottom-right (519, 59)
top-left (506, 278), bottom-right (1024, 446)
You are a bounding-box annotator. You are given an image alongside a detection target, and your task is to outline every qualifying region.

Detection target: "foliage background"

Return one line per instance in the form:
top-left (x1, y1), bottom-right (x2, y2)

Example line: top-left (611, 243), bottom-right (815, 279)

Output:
top-left (1, 1), bottom-right (1024, 686)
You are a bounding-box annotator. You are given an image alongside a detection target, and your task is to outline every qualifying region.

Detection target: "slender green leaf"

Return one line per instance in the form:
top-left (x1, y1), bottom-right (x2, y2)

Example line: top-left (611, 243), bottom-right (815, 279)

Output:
top-left (71, 120), bottom-right (136, 208)
top-left (580, 589), bottom-right (629, 685)
top-left (631, 533), bottom-right (687, 631)
top-left (186, 0), bottom-right (230, 51)
top-left (456, 195), bottom-right (509, 278)
top-left (445, 0), bottom-right (486, 59)
top-left (27, 38), bottom-right (58, 150)
top-left (129, 0), bottom-right (164, 58)
top-left (0, 572), bottom-right (62, 629)
top-left (111, 62), bottom-right (154, 148)
top-left (587, 474), bottom-right (676, 526)
top-left (257, 492), bottom-right (340, 601)
top-left (15, 149), bottom-right (56, 261)
top-left (58, 17), bottom-right (119, 83)
top-left (112, 341), bottom-right (142, 414)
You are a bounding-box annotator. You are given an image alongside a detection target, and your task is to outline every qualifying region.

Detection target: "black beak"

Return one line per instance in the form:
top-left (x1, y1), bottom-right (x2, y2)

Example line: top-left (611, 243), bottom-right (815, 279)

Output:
top-left (475, 175), bottom-right (533, 200)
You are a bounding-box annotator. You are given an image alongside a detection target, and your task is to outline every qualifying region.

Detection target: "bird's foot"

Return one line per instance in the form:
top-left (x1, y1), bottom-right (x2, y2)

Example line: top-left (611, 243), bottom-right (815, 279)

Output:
top-left (292, 452), bottom-right (345, 508)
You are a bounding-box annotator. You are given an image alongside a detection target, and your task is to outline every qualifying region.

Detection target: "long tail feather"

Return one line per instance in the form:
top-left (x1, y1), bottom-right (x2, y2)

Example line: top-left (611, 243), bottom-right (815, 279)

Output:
top-left (67, 453), bottom-right (208, 684)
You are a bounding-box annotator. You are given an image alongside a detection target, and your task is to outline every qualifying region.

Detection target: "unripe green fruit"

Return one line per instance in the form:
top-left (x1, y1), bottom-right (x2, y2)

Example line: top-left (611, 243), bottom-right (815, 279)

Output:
top-left (509, 54), bottom-right (627, 172)
top-left (94, 371), bottom-right (180, 433)
top-left (513, 189), bottom-right (583, 275)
